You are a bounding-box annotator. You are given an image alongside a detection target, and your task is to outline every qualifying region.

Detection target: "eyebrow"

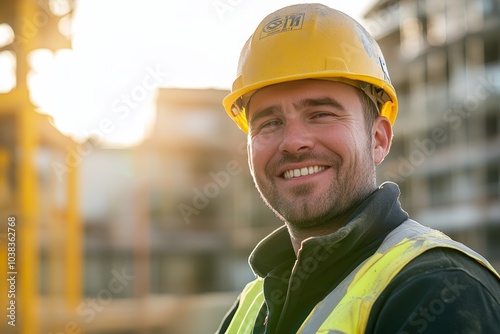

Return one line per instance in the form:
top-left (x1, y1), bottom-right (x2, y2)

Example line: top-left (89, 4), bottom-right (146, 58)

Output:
top-left (293, 97), bottom-right (346, 110)
top-left (248, 97), bottom-right (346, 127)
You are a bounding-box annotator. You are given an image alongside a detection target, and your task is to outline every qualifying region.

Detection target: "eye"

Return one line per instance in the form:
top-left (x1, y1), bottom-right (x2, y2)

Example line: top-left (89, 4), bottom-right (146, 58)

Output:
top-left (313, 112), bottom-right (328, 117)
top-left (262, 119), bottom-right (283, 128)
top-left (249, 117), bottom-right (284, 136)
top-left (254, 118), bottom-right (284, 135)
top-left (311, 111), bottom-right (337, 119)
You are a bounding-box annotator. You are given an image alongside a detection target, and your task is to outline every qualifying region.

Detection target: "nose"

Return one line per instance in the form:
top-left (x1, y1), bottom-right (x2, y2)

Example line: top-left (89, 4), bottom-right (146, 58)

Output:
top-left (278, 119), bottom-right (314, 155)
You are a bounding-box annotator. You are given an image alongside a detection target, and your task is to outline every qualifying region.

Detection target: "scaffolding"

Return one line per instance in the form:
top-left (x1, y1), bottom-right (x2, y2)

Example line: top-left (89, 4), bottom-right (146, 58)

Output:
top-left (0, 0), bottom-right (82, 333)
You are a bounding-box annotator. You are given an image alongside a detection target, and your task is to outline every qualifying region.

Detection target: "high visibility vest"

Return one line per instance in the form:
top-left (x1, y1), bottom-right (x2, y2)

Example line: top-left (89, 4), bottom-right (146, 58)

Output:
top-left (223, 220), bottom-right (500, 334)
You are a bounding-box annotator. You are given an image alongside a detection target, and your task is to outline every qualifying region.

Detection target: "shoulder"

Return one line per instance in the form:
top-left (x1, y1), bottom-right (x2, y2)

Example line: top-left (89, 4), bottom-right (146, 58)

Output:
top-left (367, 247), bottom-right (500, 333)
top-left (214, 296), bottom-right (240, 334)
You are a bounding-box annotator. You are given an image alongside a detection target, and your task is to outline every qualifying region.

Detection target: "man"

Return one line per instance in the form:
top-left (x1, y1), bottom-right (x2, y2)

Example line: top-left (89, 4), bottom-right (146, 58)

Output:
top-left (216, 3), bottom-right (500, 333)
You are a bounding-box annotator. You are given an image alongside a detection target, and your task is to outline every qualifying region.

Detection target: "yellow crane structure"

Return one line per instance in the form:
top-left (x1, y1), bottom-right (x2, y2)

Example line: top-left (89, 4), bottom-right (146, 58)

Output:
top-left (0, 0), bottom-right (82, 333)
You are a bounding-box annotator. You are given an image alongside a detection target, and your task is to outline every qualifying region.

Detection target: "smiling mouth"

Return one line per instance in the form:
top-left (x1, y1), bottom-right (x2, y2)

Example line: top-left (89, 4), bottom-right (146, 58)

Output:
top-left (282, 166), bottom-right (327, 179)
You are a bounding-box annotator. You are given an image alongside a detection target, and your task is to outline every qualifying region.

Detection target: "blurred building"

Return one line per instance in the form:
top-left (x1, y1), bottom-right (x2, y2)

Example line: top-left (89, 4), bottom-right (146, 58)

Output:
top-left (366, 0), bottom-right (500, 267)
top-left (82, 88), bottom-right (281, 294)
top-left (141, 88), bottom-right (282, 293)
top-left (80, 87), bottom-right (282, 333)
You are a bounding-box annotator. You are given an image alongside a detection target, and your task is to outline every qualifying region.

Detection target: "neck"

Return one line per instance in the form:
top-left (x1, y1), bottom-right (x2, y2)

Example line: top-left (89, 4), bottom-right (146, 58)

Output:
top-left (287, 205), bottom-right (358, 255)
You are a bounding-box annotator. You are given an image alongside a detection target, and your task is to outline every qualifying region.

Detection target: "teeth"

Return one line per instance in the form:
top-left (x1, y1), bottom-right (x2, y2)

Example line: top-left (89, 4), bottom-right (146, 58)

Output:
top-left (283, 166), bottom-right (326, 179)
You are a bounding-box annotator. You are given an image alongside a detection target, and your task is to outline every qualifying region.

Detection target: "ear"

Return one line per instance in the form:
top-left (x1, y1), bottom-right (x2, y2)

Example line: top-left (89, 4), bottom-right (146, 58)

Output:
top-left (372, 116), bottom-right (393, 165)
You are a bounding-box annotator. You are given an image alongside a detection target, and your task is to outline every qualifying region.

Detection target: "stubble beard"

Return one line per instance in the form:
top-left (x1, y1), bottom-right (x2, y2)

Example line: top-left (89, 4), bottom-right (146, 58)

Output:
top-left (253, 149), bottom-right (376, 230)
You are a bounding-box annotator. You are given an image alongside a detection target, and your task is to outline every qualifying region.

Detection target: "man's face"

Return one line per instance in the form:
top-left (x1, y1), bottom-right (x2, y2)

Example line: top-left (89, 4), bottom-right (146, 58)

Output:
top-left (247, 79), bottom-right (382, 229)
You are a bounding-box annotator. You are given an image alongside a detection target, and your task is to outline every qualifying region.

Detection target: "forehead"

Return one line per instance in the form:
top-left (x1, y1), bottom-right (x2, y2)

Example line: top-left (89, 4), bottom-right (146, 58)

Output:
top-left (247, 79), bottom-right (360, 113)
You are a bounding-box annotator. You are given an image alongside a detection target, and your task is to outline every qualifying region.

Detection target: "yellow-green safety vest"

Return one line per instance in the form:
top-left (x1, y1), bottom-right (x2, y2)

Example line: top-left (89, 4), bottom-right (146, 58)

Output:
top-left (223, 220), bottom-right (500, 334)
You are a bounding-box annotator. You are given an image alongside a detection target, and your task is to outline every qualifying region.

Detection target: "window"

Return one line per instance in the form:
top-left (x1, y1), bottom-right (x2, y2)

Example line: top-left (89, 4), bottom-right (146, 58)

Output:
top-left (484, 37), bottom-right (500, 65)
top-left (483, 0), bottom-right (500, 15)
top-left (428, 173), bottom-right (452, 206)
top-left (401, 17), bottom-right (424, 56)
top-left (485, 110), bottom-right (500, 140)
top-left (389, 137), bottom-right (406, 158)
top-left (486, 223), bottom-right (500, 258)
top-left (486, 164), bottom-right (500, 198)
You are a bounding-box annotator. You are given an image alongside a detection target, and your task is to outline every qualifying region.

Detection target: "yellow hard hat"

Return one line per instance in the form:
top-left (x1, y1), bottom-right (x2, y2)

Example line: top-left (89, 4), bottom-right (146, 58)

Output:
top-left (223, 3), bottom-right (398, 133)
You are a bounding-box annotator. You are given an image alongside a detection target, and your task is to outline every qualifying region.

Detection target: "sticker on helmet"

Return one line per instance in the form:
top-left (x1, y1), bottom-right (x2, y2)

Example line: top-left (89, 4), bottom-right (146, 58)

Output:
top-left (260, 13), bottom-right (305, 39)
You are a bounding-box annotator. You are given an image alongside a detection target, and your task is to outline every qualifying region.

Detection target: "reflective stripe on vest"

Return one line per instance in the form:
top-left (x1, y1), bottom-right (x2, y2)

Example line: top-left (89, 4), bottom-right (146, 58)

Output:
top-left (224, 278), bottom-right (265, 334)
top-left (224, 220), bottom-right (500, 334)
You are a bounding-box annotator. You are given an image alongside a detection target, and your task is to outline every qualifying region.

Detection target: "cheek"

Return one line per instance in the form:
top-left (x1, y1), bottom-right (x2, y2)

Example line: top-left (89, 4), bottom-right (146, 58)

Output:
top-left (252, 132), bottom-right (279, 150)
top-left (320, 125), bottom-right (368, 160)
top-left (249, 137), bottom-right (275, 172)
top-left (319, 127), bottom-right (352, 152)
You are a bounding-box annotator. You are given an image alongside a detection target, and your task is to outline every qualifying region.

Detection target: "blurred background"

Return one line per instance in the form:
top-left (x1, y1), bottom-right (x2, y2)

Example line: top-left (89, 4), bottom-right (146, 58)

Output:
top-left (0, 0), bottom-right (499, 333)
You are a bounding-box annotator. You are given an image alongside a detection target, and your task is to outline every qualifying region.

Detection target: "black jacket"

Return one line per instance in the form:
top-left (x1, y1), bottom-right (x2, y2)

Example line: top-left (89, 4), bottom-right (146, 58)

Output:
top-left (216, 182), bottom-right (500, 333)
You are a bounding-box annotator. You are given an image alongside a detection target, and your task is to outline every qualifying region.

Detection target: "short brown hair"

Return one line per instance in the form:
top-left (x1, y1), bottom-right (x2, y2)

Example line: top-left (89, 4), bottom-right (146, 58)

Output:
top-left (355, 88), bottom-right (379, 133)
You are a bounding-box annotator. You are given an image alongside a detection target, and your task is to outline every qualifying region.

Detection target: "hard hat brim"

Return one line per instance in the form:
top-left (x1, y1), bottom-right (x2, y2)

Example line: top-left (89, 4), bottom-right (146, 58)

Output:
top-left (223, 72), bottom-right (398, 134)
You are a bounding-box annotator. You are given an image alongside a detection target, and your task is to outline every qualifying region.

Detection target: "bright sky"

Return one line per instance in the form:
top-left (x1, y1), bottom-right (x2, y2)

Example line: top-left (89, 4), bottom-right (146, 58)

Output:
top-left (29, 0), bottom-right (378, 147)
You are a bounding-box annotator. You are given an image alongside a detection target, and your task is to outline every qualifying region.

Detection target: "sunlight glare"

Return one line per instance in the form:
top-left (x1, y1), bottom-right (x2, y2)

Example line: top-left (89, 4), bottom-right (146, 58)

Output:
top-left (27, 48), bottom-right (96, 140)
top-left (28, 0), bottom-right (378, 147)
top-left (58, 14), bottom-right (73, 39)
top-left (48, 0), bottom-right (73, 16)
top-left (0, 23), bottom-right (15, 48)
top-left (0, 51), bottom-right (16, 93)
